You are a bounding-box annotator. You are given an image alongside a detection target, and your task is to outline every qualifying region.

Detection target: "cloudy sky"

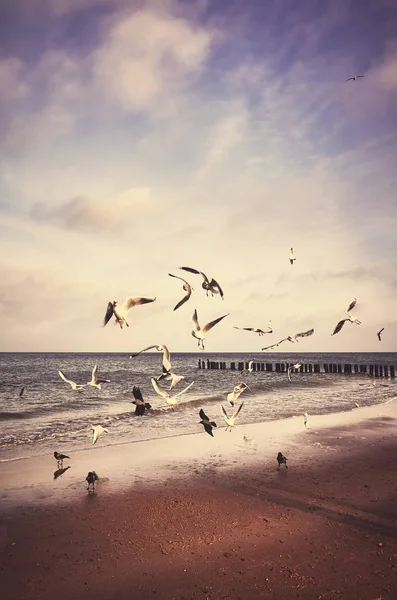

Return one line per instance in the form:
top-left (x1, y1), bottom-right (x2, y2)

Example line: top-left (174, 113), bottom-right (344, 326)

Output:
top-left (1, 0), bottom-right (396, 353)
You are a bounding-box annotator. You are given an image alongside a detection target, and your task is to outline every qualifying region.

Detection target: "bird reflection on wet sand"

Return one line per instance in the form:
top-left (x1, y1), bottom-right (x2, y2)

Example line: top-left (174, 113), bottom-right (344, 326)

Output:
top-left (53, 466), bottom-right (71, 480)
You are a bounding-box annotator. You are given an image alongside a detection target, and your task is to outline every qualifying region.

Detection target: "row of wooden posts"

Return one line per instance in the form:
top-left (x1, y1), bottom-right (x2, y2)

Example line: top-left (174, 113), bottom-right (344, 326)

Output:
top-left (197, 360), bottom-right (396, 378)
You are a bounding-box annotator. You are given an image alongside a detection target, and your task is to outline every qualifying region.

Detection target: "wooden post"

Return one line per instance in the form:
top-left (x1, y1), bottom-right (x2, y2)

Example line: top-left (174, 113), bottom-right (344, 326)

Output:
top-left (230, 362), bottom-right (235, 370)
top-left (379, 365), bottom-right (383, 377)
top-left (280, 363), bottom-right (285, 372)
top-left (275, 363), bottom-right (281, 372)
top-left (324, 364), bottom-right (328, 373)
top-left (266, 363), bottom-right (272, 372)
top-left (369, 365), bottom-right (374, 377)
top-left (238, 362), bottom-right (244, 371)
top-left (390, 366), bottom-right (395, 378)
top-left (260, 363), bottom-right (265, 371)
top-left (314, 364), bottom-right (320, 373)
top-left (384, 365), bottom-right (389, 378)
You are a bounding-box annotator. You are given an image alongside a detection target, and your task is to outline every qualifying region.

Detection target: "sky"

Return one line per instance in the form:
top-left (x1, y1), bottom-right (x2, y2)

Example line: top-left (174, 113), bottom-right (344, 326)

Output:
top-left (1, 0), bottom-right (397, 353)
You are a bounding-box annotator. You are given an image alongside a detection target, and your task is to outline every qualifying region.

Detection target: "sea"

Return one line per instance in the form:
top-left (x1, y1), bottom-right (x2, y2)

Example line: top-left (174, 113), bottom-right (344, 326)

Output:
top-left (0, 352), bottom-right (396, 462)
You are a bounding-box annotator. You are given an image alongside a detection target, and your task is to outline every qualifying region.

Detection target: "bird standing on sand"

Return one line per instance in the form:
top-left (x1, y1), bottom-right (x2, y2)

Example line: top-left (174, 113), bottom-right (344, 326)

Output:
top-left (58, 370), bottom-right (85, 391)
top-left (87, 365), bottom-right (110, 390)
top-left (54, 451), bottom-right (70, 468)
top-left (90, 424), bottom-right (108, 445)
top-left (290, 248), bottom-right (296, 265)
top-left (192, 309), bottom-right (229, 350)
top-left (179, 267), bottom-right (224, 299)
top-left (131, 386), bottom-right (152, 416)
top-left (151, 378), bottom-right (194, 406)
top-left (377, 328), bottom-right (384, 342)
top-left (227, 383), bottom-right (249, 407)
top-left (86, 471), bottom-right (99, 491)
top-left (199, 408), bottom-right (217, 437)
top-left (168, 273), bottom-right (193, 310)
top-left (331, 298), bottom-right (362, 336)
top-left (102, 296), bottom-right (156, 329)
top-left (220, 402), bottom-right (244, 432)
top-left (277, 452), bottom-right (288, 469)
top-left (345, 75), bottom-right (364, 82)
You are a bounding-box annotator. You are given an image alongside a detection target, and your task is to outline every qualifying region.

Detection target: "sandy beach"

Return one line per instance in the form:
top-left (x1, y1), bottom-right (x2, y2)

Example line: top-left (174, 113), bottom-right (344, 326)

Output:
top-left (1, 399), bottom-right (397, 600)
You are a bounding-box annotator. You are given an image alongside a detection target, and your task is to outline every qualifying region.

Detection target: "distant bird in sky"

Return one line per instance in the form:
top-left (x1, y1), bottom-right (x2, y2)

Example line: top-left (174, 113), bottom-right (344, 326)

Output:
top-left (19, 386), bottom-right (25, 398)
top-left (58, 370), bottom-right (85, 391)
top-left (86, 471), bottom-right (99, 491)
top-left (221, 402), bottom-right (244, 432)
top-left (131, 386), bottom-right (152, 416)
top-left (377, 328), bottom-right (384, 342)
top-left (150, 378), bottom-right (194, 406)
top-left (345, 75), bottom-right (364, 82)
top-left (192, 309), bottom-right (229, 350)
top-left (179, 266), bottom-right (224, 299)
top-left (103, 296), bottom-right (156, 329)
top-left (289, 247), bottom-right (296, 265)
top-left (90, 424), bottom-right (108, 445)
top-left (168, 273), bottom-right (193, 310)
top-left (54, 451), bottom-right (70, 468)
top-left (87, 365), bottom-right (110, 390)
top-left (199, 408), bottom-right (217, 437)
top-left (227, 383), bottom-right (249, 407)
top-left (331, 298), bottom-right (361, 336)
top-left (233, 321), bottom-right (272, 336)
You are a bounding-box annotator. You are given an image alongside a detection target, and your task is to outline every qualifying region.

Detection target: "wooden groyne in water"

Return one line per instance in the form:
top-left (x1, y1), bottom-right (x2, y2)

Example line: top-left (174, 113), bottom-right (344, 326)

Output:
top-left (197, 360), bottom-right (396, 378)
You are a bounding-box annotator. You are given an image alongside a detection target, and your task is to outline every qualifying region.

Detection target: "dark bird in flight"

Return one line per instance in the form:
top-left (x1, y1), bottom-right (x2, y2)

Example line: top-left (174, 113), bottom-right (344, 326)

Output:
top-left (54, 451), bottom-right (70, 468)
top-left (131, 386), bottom-right (152, 416)
top-left (331, 298), bottom-right (361, 336)
top-left (345, 75), bottom-right (364, 82)
top-left (168, 273), bottom-right (193, 310)
top-left (103, 296), bottom-right (156, 329)
top-left (377, 328), bottom-right (384, 342)
top-left (199, 408), bottom-right (217, 437)
top-left (179, 266), bottom-right (224, 299)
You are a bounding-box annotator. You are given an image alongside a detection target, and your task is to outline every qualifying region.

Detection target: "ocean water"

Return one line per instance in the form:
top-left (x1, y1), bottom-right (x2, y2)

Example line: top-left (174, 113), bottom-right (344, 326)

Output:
top-left (0, 352), bottom-right (396, 462)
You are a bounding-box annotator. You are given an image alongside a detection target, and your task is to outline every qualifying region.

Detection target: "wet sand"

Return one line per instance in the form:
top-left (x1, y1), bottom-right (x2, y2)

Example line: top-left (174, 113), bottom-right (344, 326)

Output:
top-left (1, 401), bottom-right (397, 599)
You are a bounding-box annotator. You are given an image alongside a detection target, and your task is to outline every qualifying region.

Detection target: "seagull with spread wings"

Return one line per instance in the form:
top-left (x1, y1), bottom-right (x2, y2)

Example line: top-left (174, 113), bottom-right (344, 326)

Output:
top-left (377, 328), bottom-right (384, 342)
top-left (233, 320), bottom-right (272, 336)
top-left (227, 383), bottom-right (250, 407)
top-left (168, 273), bottom-right (193, 310)
top-left (58, 370), bottom-right (85, 391)
top-left (179, 266), bottom-right (224, 299)
top-left (151, 378), bottom-right (194, 406)
top-left (345, 75), bottom-right (364, 82)
top-left (192, 309), bottom-right (230, 350)
top-left (331, 298), bottom-right (362, 336)
top-left (292, 328), bottom-right (314, 342)
top-left (287, 363), bottom-right (302, 381)
top-left (130, 344), bottom-right (184, 390)
top-left (103, 296), bottom-right (156, 329)
top-left (131, 386), bottom-right (152, 416)
top-left (220, 402), bottom-right (244, 432)
top-left (90, 424), bottom-right (108, 445)
top-left (87, 365), bottom-right (110, 390)
top-left (199, 408), bottom-right (217, 437)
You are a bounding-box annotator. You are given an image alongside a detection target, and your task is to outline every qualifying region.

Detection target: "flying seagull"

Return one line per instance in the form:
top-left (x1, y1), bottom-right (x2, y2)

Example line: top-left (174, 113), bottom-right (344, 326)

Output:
top-left (220, 402), bottom-right (244, 432)
top-left (290, 247), bottom-right (296, 265)
top-left (292, 328), bottom-right (314, 342)
top-left (90, 424), bottom-right (109, 445)
top-left (241, 360), bottom-right (255, 374)
top-left (199, 408), bottom-right (217, 437)
top-left (87, 365), bottom-right (110, 390)
top-left (54, 451), bottom-right (70, 468)
top-left (19, 386), bottom-right (25, 398)
top-left (377, 328), bottom-right (384, 342)
top-left (233, 321), bottom-right (272, 336)
top-left (130, 344), bottom-right (184, 389)
top-left (227, 383), bottom-right (249, 407)
top-left (192, 309), bottom-right (229, 350)
top-left (58, 370), bottom-right (85, 391)
top-left (287, 363), bottom-right (302, 381)
top-left (331, 298), bottom-right (361, 336)
top-left (179, 267), bottom-right (224, 299)
top-left (150, 378), bottom-right (194, 406)
top-left (131, 386), bottom-right (152, 416)
top-left (345, 75), bottom-right (364, 82)
top-left (168, 273), bottom-right (193, 311)
top-left (103, 296), bottom-right (156, 329)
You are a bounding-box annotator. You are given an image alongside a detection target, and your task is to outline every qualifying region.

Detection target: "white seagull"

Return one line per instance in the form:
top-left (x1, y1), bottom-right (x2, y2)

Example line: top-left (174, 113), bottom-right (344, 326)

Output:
top-left (345, 75), bottom-right (364, 82)
top-left (192, 309), bottom-right (230, 350)
top-left (179, 267), bottom-right (224, 299)
top-left (58, 370), bottom-right (85, 391)
top-left (130, 344), bottom-right (184, 390)
top-left (90, 424), bottom-right (109, 445)
top-left (331, 298), bottom-right (361, 336)
top-left (87, 365), bottom-right (110, 390)
top-left (262, 329), bottom-right (313, 351)
top-left (227, 383), bottom-right (250, 407)
top-left (168, 273), bottom-right (193, 311)
top-left (289, 247), bottom-right (296, 265)
top-left (103, 296), bottom-right (156, 329)
top-left (220, 402), bottom-right (244, 432)
top-left (150, 378), bottom-right (194, 406)
top-left (287, 362), bottom-right (302, 381)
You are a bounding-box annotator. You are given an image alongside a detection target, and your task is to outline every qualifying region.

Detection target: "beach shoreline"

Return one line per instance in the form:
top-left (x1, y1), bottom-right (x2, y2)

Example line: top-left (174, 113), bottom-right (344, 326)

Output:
top-left (1, 399), bottom-right (397, 599)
